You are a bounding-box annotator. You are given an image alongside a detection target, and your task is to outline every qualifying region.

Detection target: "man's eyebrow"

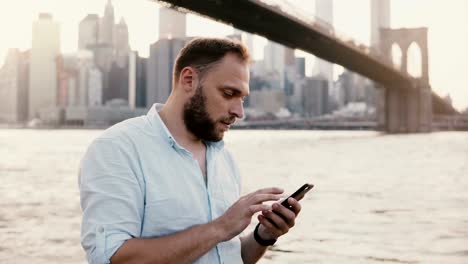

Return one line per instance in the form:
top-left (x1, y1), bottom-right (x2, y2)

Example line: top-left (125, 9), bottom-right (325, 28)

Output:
top-left (220, 85), bottom-right (248, 96)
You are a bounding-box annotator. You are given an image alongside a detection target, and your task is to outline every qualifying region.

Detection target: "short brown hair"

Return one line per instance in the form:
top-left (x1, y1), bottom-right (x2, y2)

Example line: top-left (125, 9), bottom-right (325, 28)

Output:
top-left (173, 37), bottom-right (250, 84)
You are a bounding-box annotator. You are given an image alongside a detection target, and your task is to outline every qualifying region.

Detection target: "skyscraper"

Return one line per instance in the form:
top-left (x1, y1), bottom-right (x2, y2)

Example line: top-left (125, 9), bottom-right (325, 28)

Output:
top-left (78, 14), bottom-right (99, 50)
top-left (0, 49), bottom-right (29, 123)
top-left (99, 0), bottom-right (115, 45)
top-left (81, 0), bottom-right (131, 106)
top-left (370, 0), bottom-right (390, 49)
top-left (146, 38), bottom-right (186, 106)
top-left (234, 29), bottom-right (254, 54)
top-left (87, 66), bottom-right (103, 107)
top-left (302, 76), bottom-right (329, 118)
top-left (113, 18), bottom-right (130, 67)
top-left (129, 51), bottom-right (147, 109)
top-left (107, 61), bottom-right (129, 103)
top-left (314, 0), bottom-right (334, 97)
top-left (29, 13), bottom-right (60, 119)
top-left (159, 7), bottom-right (186, 39)
top-left (56, 54), bottom-right (79, 107)
top-left (263, 41), bottom-right (286, 90)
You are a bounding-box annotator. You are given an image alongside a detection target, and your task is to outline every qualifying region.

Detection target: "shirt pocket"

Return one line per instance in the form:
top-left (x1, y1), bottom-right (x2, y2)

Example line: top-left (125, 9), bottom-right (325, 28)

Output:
top-left (141, 197), bottom-right (206, 237)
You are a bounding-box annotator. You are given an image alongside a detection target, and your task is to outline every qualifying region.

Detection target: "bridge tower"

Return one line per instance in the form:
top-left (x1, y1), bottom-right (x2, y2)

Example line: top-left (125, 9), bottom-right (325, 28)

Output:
top-left (379, 28), bottom-right (432, 133)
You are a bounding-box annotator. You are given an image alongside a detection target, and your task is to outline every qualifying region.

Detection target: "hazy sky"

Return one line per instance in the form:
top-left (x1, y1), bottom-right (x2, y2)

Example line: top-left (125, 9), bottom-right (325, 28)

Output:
top-left (0, 0), bottom-right (466, 110)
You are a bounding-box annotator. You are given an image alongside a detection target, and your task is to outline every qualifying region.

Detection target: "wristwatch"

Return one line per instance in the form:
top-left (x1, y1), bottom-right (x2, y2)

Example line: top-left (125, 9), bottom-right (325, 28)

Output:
top-left (253, 223), bottom-right (277, 246)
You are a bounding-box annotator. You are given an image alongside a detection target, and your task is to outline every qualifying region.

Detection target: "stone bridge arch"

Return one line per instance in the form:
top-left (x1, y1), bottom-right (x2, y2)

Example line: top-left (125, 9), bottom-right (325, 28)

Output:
top-left (380, 27), bottom-right (429, 84)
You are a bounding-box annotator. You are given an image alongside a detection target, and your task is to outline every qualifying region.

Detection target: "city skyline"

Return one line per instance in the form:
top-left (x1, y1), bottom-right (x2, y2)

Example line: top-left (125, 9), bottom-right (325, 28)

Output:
top-left (0, 0), bottom-right (467, 110)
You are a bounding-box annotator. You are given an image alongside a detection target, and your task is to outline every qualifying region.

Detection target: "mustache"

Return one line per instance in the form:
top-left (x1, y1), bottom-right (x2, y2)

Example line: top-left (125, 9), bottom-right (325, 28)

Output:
top-left (220, 116), bottom-right (236, 124)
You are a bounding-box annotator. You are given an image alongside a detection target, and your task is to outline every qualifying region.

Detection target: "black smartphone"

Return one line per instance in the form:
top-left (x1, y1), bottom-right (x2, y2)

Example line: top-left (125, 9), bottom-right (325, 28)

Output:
top-left (280, 183), bottom-right (314, 210)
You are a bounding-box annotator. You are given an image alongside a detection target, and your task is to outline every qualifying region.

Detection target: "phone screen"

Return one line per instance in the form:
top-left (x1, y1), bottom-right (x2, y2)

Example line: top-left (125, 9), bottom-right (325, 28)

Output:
top-left (281, 183), bottom-right (314, 210)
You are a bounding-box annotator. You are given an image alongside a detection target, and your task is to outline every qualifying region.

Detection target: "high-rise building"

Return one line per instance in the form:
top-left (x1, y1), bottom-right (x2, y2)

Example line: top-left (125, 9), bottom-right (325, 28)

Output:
top-left (263, 41), bottom-right (286, 90)
top-left (113, 18), bottom-right (130, 67)
top-left (86, 43), bottom-right (111, 105)
top-left (79, 1), bottom-right (131, 107)
top-left (75, 51), bottom-right (94, 106)
top-left (234, 29), bottom-right (254, 54)
top-left (159, 7), bottom-right (186, 39)
top-left (0, 49), bottom-right (29, 123)
top-left (128, 51), bottom-right (137, 109)
top-left (99, 0), bottom-right (115, 45)
top-left (106, 61), bottom-right (128, 103)
top-left (370, 0), bottom-right (390, 49)
top-left (295, 57), bottom-right (306, 78)
top-left (369, 0), bottom-right (390, 119)
top-left (29, 13), bottom-right (60, 119)
top-left (283, 47), bottom-right (298, 96)
top-left (113, 18), bottom-right (129, 50)
top-left (335, 71), bottom-right (370, 106)
top-left (302, 76), bottom-right (329, 118)
top-left (87, 65), bottom-right (103, 106)
top-left (249, 89), bottom-right (286, 114)
top-left (226, 33), bottom-right (242, 42)
top-left (56, 54), bottom-right (79, 107)
top-left (314, 0), bottom-right (334, 97)
top-left (78, 14), bottom-right (99, 50)
top-left (146, 38), bottom-right (186, 105)
top-left (56, 51), bottom-right (104, 108)
top-left (128, 51), bottom-right (147, 109)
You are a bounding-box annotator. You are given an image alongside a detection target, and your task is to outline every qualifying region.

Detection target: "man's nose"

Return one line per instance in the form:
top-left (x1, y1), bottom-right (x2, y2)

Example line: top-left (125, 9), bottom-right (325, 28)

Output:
top-left (229, 99), bottom-right (244, 119)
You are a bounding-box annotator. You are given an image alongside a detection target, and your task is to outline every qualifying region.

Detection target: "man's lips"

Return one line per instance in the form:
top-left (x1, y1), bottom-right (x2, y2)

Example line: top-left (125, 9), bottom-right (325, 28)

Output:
top-left (220, 120), bottom-right (235, 129)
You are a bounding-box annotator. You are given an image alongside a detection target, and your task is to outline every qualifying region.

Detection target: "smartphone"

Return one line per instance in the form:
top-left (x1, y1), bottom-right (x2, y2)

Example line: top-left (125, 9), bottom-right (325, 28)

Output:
top-left (280, 183), bottom-right (314, 210)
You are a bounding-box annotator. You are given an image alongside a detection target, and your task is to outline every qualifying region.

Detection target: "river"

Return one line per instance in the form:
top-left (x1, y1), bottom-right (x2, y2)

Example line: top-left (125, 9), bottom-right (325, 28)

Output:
top-left (1, 129), bottom-right (467, 263)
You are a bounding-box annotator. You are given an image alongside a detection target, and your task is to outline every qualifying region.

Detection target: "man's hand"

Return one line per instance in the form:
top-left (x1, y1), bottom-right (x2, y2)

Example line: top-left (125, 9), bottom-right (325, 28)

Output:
top-left (214, 187), bottom-right (284, 242)
top-left (256, 197), bottom-right (301, 240)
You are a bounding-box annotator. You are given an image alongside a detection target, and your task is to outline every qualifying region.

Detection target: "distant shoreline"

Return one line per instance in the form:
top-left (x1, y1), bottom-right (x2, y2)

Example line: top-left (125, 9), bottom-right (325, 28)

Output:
top-left (1, 120), bottom-right (467, 131)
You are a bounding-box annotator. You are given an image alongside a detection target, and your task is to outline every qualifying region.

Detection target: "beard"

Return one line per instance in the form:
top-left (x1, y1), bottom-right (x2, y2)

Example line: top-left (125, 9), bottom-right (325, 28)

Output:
top-left (183, 84), bottom-right (234, 142)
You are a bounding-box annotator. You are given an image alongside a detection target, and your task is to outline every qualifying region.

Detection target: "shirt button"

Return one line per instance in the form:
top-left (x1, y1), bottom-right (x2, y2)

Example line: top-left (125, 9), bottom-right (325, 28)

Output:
top-left (98, 227), bottom-right (104, 233)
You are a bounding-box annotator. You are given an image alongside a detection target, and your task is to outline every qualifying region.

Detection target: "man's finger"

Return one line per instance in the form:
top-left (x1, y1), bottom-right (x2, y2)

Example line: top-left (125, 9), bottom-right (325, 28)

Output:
top-left (258, 215), bottom-right (282, 237)
top-left (250, 194), bottom-right (282, 204)
top-left (262, 209), bottom-right (289, 232)
top-left (286, 197), bottom-right (302, 215)
top-left (253, 187), bottom-right (284, 195)
top-left (271, 203), bottom-right (296, 227)
top-left (248, 204), bottom-right (272, 215)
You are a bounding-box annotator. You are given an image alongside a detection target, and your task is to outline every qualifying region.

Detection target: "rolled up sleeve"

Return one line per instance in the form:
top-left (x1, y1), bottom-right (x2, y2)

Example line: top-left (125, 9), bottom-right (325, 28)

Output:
top-left (79, 138), bottom-right (144, 264)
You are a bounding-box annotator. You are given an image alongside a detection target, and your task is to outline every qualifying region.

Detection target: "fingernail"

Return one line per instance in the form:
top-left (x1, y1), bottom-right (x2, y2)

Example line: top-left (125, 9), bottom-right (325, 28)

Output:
top-left (272, 203), bottom-right (278, 210)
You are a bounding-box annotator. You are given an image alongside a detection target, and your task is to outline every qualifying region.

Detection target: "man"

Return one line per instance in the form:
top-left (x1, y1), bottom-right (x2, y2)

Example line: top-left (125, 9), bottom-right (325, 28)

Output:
top-left (79, 37), bottom-right (302, 264)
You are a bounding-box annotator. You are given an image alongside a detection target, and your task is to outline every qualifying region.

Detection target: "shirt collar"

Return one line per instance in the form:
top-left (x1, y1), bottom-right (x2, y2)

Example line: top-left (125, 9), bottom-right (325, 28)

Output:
top-left (146, 103), bottom-right (225, 152)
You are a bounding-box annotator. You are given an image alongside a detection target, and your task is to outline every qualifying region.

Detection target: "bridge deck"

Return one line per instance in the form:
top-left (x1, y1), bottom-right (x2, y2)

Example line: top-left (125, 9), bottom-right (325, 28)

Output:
top-left (154, 0), bottom-right (457, 114)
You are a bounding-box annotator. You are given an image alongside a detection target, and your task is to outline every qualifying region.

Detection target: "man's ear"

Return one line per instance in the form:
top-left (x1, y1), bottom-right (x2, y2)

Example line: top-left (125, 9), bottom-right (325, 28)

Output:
top-left (179, 67), bottom-right (199, 93)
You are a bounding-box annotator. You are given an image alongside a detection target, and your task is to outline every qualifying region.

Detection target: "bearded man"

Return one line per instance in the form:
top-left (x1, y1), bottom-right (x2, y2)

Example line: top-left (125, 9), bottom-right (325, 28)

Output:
top-left (79, 38), bottom-right (302, 264)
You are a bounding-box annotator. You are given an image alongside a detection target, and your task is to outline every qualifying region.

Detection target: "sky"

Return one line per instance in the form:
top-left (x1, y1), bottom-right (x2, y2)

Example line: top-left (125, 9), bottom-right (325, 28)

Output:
top-left (0, 0), bottom-right (466, 110)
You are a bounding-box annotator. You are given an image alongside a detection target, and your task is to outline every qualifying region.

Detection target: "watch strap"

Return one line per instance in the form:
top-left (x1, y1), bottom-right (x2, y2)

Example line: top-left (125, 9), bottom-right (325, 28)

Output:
top-left (253, 223), bottom-right (277, 246)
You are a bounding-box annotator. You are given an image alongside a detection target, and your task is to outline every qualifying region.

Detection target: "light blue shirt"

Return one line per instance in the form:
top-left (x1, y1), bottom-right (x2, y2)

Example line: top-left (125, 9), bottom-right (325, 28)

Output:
top-left (79, 104), bottom-right (243, 264)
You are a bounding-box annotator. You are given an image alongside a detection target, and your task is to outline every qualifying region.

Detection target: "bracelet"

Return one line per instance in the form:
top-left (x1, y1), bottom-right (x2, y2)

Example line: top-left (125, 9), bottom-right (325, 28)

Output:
top-left (253, 223), bottom-right (277, 246)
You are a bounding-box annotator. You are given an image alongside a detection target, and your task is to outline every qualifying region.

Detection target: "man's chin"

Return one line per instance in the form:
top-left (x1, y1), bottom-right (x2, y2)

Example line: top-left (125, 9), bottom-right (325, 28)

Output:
top-left (213, 131), bottom-right (225, 142)
top-left (209, 129), bottom-right (225, 142)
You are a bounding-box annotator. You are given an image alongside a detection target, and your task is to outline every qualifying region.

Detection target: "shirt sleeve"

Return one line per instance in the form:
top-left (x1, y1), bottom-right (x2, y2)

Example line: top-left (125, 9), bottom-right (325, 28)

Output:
top-left (79, 137), bottom-right (144, 264)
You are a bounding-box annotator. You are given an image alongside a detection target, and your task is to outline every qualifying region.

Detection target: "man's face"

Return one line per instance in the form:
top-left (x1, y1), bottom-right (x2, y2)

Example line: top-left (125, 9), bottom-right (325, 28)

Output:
top-left (183, 53), bottom-right (250, 142)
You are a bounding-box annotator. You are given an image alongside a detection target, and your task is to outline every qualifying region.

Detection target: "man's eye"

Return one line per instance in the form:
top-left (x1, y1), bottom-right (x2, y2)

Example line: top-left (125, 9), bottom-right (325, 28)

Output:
top-left (224, 91), bottom-right (234, 97)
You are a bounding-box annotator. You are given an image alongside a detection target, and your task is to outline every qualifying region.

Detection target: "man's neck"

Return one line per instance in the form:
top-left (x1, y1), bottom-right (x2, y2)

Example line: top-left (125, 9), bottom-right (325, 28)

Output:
top-left (159, 102), bottom-right (205, 151)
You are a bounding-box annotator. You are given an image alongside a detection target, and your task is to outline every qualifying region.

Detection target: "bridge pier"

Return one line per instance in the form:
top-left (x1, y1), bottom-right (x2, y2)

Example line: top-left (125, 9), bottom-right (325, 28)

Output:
top-left (383, 84), bottom-right (432, 133)
top-left (416, 83), bottom-right (432, 132)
